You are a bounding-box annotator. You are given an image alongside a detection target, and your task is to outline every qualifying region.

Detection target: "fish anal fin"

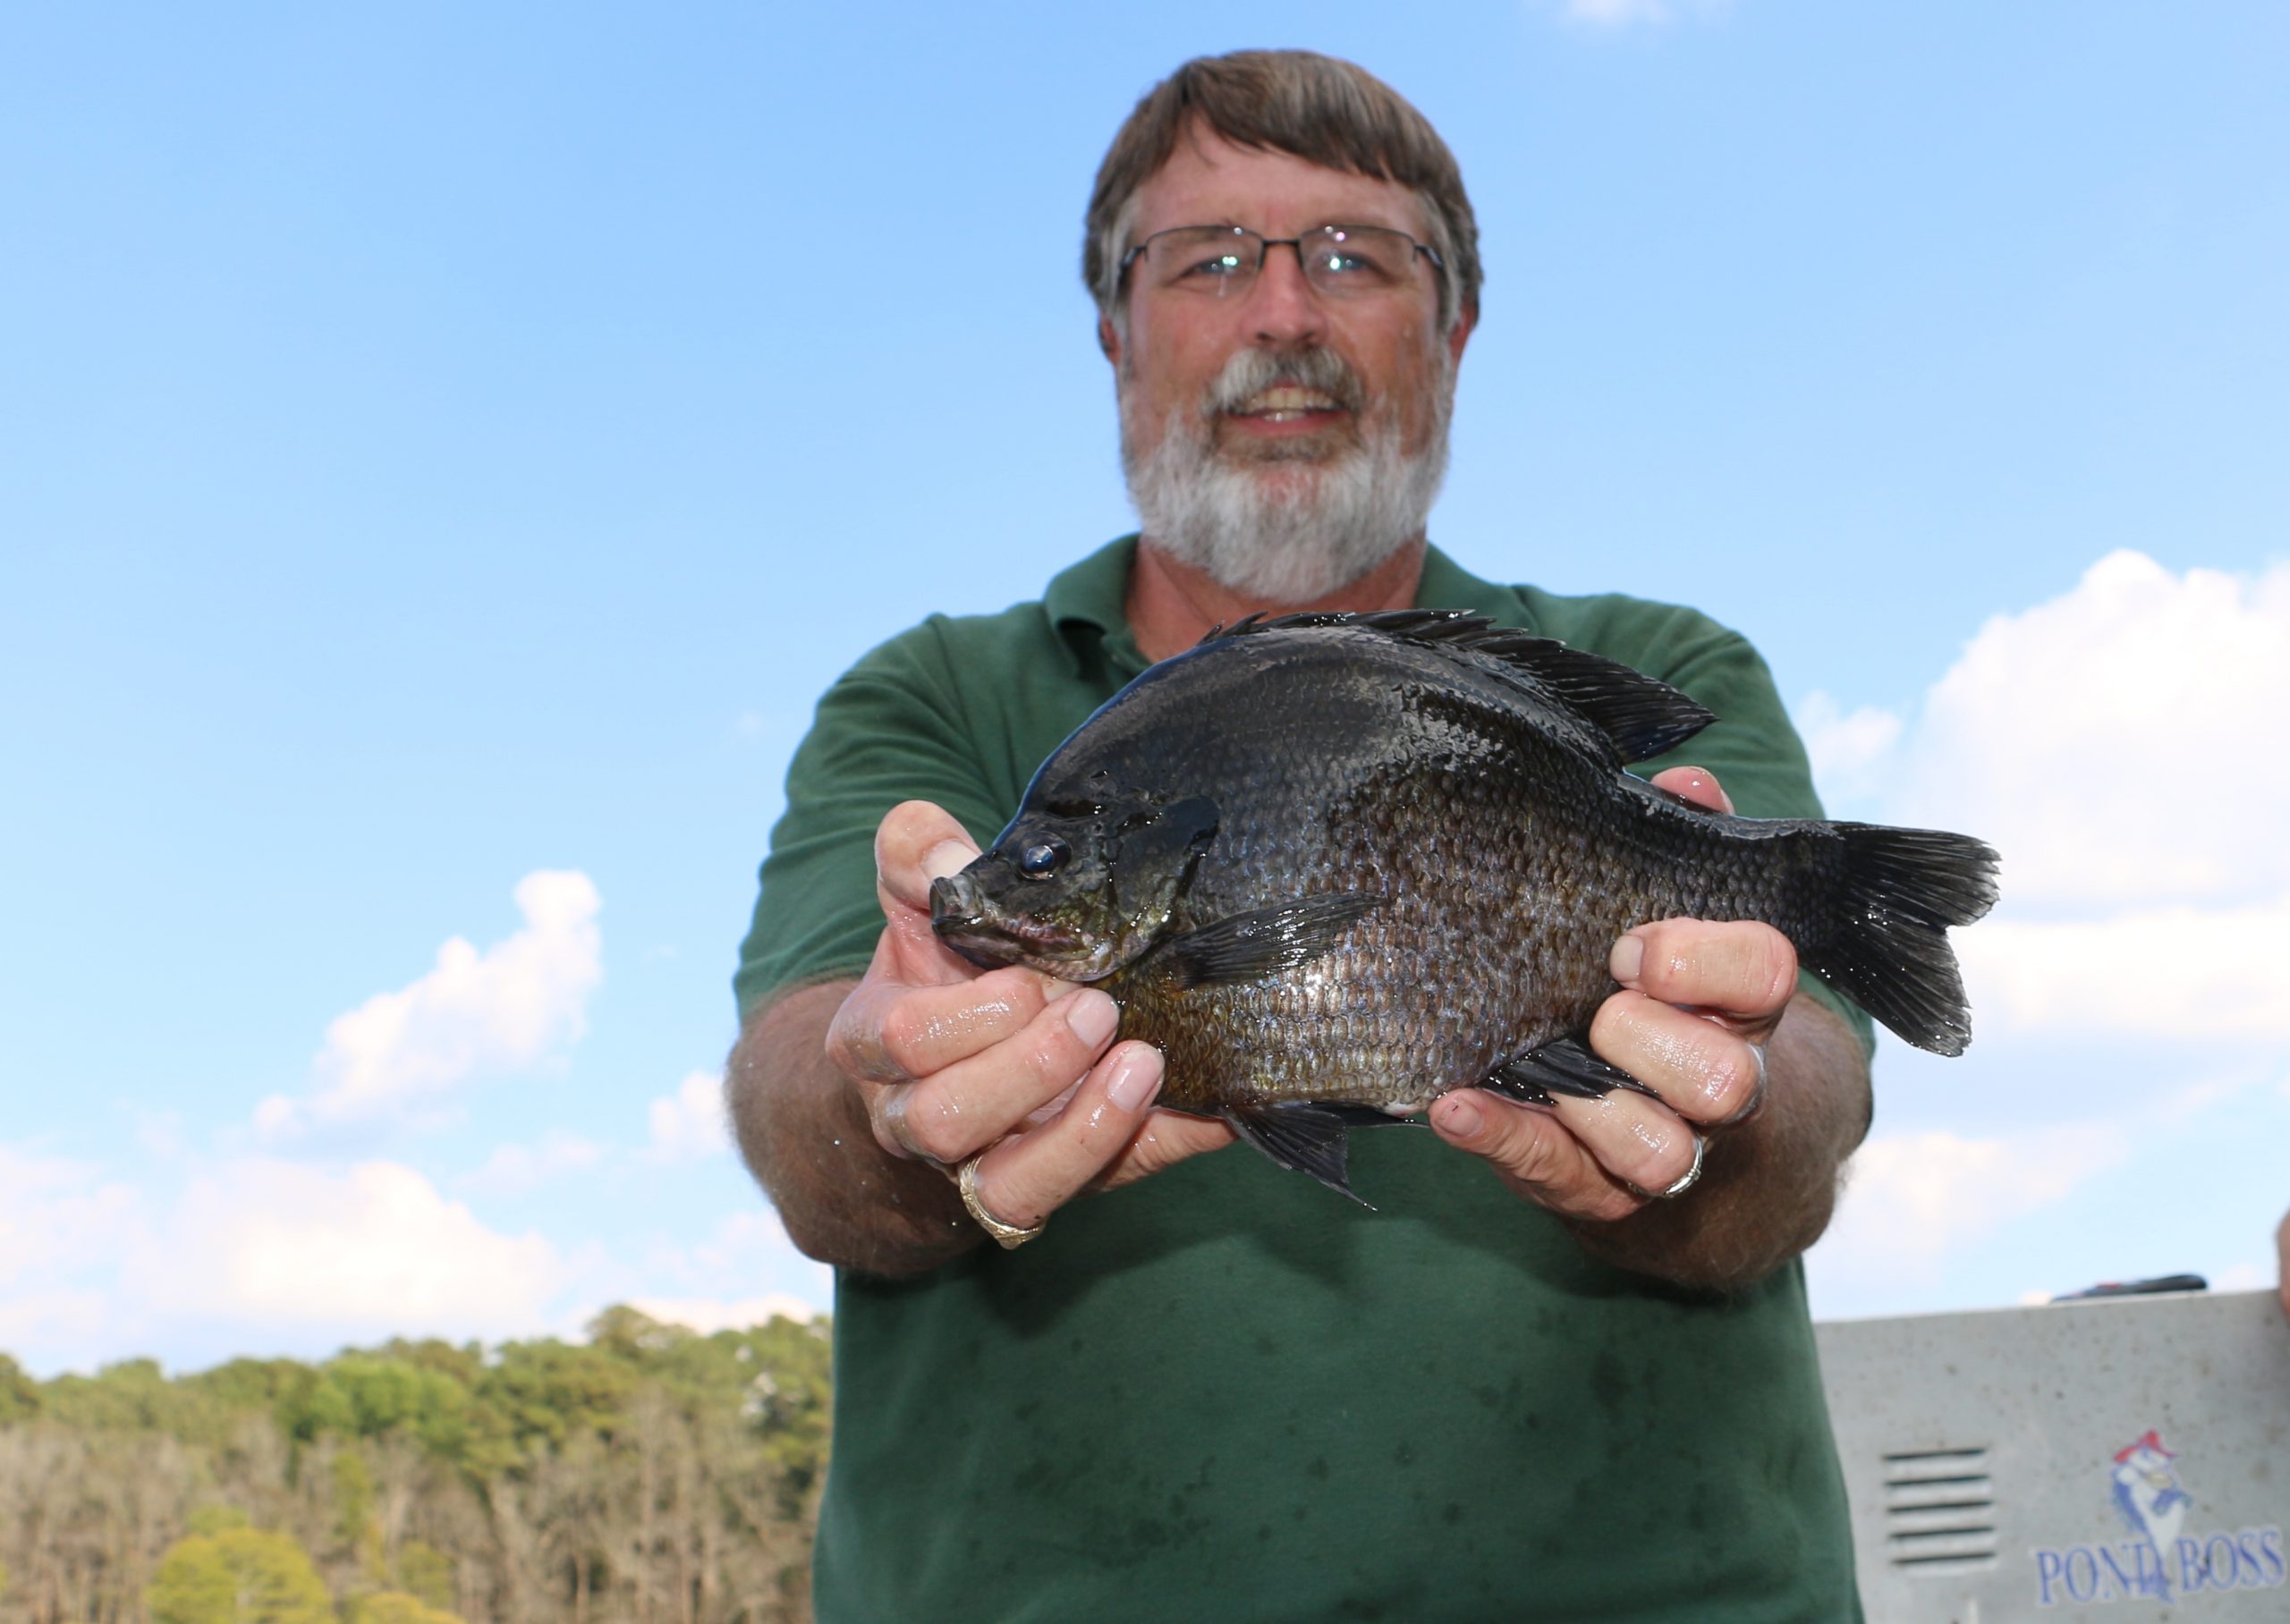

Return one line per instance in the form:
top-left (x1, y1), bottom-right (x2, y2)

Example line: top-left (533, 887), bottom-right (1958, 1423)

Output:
top-left (1487, 1035), bottom-right (1658, 1104)
top-left (1224, 1103), bottom-right (1383, 1208)
top-left (1158, 892), bottom-right (1382, 990)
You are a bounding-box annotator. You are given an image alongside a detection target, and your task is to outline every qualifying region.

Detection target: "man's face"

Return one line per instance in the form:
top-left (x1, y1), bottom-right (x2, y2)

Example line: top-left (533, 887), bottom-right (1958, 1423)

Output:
top-left (1105, 129), bottom-right (1472, 596)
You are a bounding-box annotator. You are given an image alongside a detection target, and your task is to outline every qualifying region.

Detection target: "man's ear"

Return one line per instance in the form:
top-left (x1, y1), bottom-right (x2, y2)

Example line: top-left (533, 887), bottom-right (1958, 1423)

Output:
top-left (1098, 315), bottom-right (1121, 365)
top-left (1446, 305), bottom-right (1475, 369)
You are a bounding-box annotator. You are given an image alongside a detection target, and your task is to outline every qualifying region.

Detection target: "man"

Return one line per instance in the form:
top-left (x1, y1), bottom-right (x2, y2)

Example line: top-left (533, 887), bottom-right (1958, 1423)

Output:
top-left (730, 51), bottom-right (1874, 1621)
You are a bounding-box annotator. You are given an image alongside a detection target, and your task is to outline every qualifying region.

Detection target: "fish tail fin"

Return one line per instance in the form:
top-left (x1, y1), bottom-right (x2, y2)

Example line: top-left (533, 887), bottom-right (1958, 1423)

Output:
top-left (1800, 822), bottom-right (1999, 1055)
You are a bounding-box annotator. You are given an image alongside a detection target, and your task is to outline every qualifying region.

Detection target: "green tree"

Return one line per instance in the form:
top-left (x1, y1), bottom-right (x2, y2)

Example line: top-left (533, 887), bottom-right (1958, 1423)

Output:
top-left (742, 1316), bottom-right (833, 1510)
top-left (147, 1527), bottom-right (335, 1624)
top-left (0, 1352), bottom-right (40, 1422)
top-left (345, 1594), bottom-right (462, 1624)
top-left (391, 1541), bottom-right (454, 1613)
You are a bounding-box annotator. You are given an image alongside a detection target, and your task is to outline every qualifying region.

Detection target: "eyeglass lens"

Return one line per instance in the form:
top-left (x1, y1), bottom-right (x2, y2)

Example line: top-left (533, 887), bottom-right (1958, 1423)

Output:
top-left (1136, 225), bottom-right (1425, 298)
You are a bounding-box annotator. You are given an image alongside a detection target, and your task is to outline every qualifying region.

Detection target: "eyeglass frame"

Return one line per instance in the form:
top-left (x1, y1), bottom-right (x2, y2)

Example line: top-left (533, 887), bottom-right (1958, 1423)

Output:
top-left (1114, 223), bottom-right (1447, 300)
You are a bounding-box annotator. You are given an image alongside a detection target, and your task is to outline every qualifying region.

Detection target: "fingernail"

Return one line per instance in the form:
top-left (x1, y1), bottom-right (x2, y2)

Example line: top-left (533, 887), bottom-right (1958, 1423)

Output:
top-left (1608, 933), bottom-right (1644, 983)
top-left (1066, 989), bottom-right (1119, 1048)
top-left (1105, 1045), bottom-right (1162, 1112)
top-left (1436, 1095), bottom-right (1484, 1140)
top-left (922, 840), bottom-right (975, 883)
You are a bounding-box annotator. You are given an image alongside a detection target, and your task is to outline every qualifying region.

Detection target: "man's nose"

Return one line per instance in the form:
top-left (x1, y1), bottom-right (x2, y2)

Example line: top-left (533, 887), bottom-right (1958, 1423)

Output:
top-left (1243, 241), bottom-right (1328, 346)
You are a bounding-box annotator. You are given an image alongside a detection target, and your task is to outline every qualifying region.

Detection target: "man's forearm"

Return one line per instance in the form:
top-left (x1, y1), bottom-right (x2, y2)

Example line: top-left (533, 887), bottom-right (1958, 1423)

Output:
top-left (725, 980), bottom-right (983, 1276)
top-left (1565, 996), bottom-right (1870, 1292)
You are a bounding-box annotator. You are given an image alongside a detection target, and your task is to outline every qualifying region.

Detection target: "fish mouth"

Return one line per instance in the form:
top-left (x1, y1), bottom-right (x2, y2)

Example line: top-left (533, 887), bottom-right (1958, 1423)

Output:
top-left (931, 913), bottom-right (1083, 956)
top-left (928, 880), bottom-right (1088, 969)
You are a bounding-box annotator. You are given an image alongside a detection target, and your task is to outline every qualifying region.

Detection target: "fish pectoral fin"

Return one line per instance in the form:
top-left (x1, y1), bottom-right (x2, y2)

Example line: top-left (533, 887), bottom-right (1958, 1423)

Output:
top-left (1225, 1103), bottom-right (1382, 1209)
top-left (1157, 892), bottom-right (1383, 990)
top-left (1488, 1036), bottom-right (1659, 1104)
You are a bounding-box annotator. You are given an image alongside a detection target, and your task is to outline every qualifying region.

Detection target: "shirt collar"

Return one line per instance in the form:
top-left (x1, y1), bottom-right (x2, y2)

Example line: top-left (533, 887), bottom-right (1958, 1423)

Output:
top-left (1040, 535), bottom-right (1539, 679)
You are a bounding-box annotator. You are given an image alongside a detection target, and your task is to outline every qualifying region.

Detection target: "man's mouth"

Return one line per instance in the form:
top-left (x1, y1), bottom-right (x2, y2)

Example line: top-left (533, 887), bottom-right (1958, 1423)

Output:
top-left (1228, 385), bottom-right (1346, 424)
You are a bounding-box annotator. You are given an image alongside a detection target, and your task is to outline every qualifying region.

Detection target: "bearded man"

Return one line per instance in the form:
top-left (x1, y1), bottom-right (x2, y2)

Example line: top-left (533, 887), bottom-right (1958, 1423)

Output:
top-left (729, 50), bottom-right (1873, 1622)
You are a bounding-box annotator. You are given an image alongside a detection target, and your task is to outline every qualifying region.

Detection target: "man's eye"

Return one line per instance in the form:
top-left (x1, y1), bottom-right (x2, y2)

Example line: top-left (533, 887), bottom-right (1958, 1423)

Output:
top-left (1319, 248), bottom-right (1385, 278)
top-left (1177, 252), bottom-right (1245, 281)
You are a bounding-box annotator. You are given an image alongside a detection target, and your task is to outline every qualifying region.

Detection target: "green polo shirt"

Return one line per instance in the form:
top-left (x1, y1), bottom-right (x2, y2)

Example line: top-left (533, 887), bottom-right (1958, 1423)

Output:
top-left (738, 537), bottom-right (1868, 1622)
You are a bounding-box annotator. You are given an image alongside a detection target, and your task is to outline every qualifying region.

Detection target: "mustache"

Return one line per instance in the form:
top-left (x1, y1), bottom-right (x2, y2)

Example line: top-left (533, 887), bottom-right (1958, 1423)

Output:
top-left (1200, 347), bottom-right (1366, 417)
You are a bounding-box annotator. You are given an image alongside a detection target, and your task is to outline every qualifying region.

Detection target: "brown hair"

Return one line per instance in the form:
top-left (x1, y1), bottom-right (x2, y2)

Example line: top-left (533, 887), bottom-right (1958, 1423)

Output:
top-left (1083, 50), bottom-right (1481, 335)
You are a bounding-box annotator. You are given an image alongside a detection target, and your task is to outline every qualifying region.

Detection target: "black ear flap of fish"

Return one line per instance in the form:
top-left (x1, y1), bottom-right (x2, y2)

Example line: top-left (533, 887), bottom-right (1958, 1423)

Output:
top-left (1112, 794), bottom-right (1219, 866)
top-left (1488, 1035), bottom-right (1660, 1104)
top-left (1222, 1101), bottom-right (1416, 1208)
top-left (1205, 609), bottom-right (1718, 765)
top-left (1152, 892), bottom-right (1384, 991)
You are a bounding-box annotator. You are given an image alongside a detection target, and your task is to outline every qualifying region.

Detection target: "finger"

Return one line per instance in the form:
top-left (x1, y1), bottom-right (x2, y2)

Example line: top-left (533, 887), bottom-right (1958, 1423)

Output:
top-left (1097, 1107), bottom-right (1238, 1189)
top-left (1429, 1089), bottom-right (1644, 1223)
top-left (965, 1042), bottom-right (1166, 1228)
top-left (1589, 989), bottom-right (1768, 1125)
top-left (1543, 1079), bottom-right (1705, 1197)
top-left (830, 963), bottom-right (1076, 1085)
top-left (1611, 919), bottom-right (1797, 1027)
top-left (1648, 765), bottom-right (1734, 815)
top-left (876, 799), bottom-right (980, 917)
top-left (872, 985), bottom-right (1123, 1164)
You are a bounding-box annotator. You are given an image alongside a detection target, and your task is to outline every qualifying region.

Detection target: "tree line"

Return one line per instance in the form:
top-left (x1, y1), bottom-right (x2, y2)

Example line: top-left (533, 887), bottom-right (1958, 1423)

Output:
top-left (0, 1307), bottom-right (830, 1624)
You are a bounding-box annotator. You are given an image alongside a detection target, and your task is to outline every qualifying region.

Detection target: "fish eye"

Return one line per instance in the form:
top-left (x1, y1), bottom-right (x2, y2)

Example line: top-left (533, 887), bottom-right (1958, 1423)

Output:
top-left (1016, 838), bottom-right (1069, 880)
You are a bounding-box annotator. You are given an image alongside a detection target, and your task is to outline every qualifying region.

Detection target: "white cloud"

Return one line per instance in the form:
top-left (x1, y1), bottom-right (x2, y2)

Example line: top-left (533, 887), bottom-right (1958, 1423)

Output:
top-left (645, 1070), bottom-right (730, 1163)
top-left (461, 1131), bottom-right (607, 1196)
top-left (0, 1143), bottom-right (144, 1290)
top-left (1569, 0), bottom-right (1669, 21)
top-left (137, 1159), bottom-right (562, 1336)
top-left (1797, 551), bottom-right (2290, 1045)
top-left (632, 1209), bottom-right (833, 1325)
top-left (1794, 689), bottom-right (1903, 796)
top-left (623, 1295), bottom-right (824, 1334)
top-left (1895, 550), bottom-right (2290, 909)
top-left (1555, 0), bottom-right (1731, 25)
top-left (269, 871), bottom-right (603, 1135)
top-left (1959, 894), bottom-right (2290, 1040)
top-left (1820, 1124), bottom-right (2133, 1280)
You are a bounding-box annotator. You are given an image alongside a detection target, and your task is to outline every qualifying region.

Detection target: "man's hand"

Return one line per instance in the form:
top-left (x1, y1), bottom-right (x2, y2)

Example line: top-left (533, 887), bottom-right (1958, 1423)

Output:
top-left (836, 799), bottom-right (1234, 1228)
top-left (1429, 765), bottom-right (1870, 1289)
top-left (726, 800), bottom-right (1232, 1275)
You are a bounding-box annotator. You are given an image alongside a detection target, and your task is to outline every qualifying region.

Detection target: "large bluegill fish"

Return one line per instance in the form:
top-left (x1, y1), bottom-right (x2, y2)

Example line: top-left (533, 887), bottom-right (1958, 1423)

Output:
top-left (929, 612), bottom-right (1998, 1202)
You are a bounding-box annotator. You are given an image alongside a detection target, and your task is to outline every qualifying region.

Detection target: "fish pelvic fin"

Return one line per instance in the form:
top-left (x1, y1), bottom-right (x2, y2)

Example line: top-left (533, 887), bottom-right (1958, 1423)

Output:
top-left (1802, 822), bottom-right (2001, 1056)
top-left (1487, 1035), bottom-right (1660, 1104)
top-left (1200, 609), bottom-right (1717, 765)
top-left (1225, 1102), bottom-right (1412, 1208)
top-left (1153, 892), bottom-right (1383, 990)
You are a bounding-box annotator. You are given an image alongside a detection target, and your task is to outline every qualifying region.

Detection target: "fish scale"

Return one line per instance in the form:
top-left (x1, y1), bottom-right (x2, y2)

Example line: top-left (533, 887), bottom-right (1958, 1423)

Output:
top-left (931, 611), bottom-right (1999, 1203)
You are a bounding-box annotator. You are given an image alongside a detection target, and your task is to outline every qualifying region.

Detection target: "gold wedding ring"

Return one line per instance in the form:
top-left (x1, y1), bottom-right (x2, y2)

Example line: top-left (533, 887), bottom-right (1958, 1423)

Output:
top-left (956, 1154), bottom-right (1046, 1249)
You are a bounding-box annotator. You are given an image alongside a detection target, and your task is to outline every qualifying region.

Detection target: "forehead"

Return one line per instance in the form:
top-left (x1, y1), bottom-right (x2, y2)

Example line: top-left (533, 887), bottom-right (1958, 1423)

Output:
top-left (1128, 127), bottom-right (1427, 239)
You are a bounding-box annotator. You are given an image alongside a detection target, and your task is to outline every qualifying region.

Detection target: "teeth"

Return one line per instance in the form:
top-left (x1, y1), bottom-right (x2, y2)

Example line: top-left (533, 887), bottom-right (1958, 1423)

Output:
top-left (1237, 386), bottom-right (1339, 415)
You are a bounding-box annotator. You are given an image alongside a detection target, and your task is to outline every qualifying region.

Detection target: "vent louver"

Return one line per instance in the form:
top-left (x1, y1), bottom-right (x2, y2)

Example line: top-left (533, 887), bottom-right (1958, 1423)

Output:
top-left (1885, 1447), bottom-right (1999, 1575)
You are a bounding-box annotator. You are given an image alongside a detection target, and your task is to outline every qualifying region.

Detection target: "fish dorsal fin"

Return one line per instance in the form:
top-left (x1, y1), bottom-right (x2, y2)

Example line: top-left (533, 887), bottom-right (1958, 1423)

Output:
top-left (1201, 609), bottom-right (1717, 765)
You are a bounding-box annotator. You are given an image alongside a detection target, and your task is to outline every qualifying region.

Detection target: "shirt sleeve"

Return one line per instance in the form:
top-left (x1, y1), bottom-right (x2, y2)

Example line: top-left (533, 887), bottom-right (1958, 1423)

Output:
top-left (732, 620), bottom-right (1012, 1020)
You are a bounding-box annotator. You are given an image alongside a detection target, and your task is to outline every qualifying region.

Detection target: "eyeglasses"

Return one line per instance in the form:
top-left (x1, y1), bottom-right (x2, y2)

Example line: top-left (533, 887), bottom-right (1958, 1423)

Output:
top-left (1117, 224), bottom-right (1444, 300)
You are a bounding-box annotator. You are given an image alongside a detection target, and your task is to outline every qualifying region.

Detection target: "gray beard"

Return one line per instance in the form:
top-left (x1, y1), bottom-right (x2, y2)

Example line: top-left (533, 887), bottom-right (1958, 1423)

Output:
top-left (1120, 349), bottom-right (1453, 602)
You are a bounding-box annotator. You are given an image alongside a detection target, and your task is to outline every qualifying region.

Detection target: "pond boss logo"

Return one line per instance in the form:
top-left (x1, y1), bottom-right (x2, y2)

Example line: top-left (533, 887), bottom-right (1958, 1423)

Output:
top-left (2031, 1430), bottom-right (2285, 1608)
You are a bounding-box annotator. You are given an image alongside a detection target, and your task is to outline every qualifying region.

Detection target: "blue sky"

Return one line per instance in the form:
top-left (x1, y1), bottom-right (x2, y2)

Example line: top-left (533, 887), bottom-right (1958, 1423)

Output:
top-left (3, 2), bottom-right (2285, 1374)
